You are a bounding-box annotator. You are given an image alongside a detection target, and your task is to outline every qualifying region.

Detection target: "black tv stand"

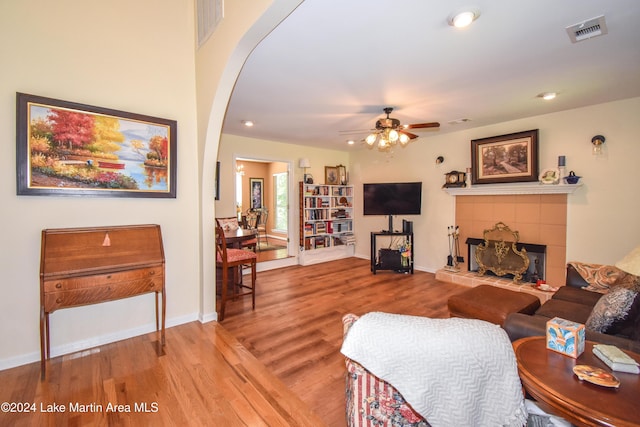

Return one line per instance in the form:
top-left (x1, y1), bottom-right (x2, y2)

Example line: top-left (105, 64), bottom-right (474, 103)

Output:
top-left (370, 231), bottom-right (414, 274)
top-left (386, 214), bottom-right (394, 233)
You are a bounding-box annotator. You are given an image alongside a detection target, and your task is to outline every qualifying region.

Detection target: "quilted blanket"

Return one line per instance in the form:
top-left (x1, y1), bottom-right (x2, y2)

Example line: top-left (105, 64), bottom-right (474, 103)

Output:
top-left (340, 312), bottom-right (527, 427)
top-left (568, 261), bottom-right (635, 293)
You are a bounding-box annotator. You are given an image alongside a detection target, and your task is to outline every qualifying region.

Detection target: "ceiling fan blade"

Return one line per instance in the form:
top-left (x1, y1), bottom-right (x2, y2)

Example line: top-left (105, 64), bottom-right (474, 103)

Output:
top-left (405, 122), bottom-right (440, 129)
top-left (399, 130), bottom-right (418, 139)
top-left (338, 128), bottom-right (375, 134)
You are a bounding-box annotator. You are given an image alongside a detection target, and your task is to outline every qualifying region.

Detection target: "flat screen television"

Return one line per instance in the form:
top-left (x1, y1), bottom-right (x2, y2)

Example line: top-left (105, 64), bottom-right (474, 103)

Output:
top-left (363, 182), bottom-right (422, 216)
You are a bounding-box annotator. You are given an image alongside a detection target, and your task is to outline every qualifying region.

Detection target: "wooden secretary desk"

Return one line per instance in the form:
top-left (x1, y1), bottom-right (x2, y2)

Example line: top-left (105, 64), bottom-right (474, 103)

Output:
top-left (39, 224), bottom-right (166, 378)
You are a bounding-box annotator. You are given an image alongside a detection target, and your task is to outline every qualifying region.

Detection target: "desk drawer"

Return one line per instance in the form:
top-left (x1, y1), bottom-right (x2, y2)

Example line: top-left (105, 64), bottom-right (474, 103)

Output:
top-left (44, 277), bottom-right (163, 311)
top-left (44, 267), bottom-right (162, 292)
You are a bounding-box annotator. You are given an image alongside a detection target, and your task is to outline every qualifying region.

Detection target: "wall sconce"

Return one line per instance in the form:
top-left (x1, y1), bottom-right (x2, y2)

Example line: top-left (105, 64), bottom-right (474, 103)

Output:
top-left (591, 135), bottom-right (605, 155)
top-left (436, 156), bottom-right (444, 164)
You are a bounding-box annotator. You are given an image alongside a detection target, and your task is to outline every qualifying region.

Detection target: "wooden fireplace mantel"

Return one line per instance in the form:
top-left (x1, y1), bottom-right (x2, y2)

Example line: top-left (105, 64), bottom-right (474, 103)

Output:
top-left (443, 182), bottom-right (582, 196)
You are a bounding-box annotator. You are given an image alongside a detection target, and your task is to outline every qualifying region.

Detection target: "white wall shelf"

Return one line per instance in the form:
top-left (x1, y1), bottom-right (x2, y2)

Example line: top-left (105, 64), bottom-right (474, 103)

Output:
top-left (443, 182), bottom-right (583, 196)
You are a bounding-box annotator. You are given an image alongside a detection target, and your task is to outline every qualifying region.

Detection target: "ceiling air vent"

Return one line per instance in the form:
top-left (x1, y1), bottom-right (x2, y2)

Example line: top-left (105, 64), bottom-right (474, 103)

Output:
top-left (197, 0), bottom-right (224, 48)
top-left (566, 15), bottom-right (608, 43)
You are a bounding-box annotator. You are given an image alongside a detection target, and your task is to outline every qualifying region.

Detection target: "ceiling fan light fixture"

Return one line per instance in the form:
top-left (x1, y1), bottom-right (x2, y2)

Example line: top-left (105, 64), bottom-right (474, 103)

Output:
top-left (449, 10), bottom-right (479, 28)
top-left (362, 107), bottom-right (440, 153)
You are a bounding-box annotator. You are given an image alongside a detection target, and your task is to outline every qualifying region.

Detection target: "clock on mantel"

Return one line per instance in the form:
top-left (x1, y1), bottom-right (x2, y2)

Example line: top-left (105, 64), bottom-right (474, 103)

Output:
top-left (442, 170), bottom-right (467, 188)
top-left (443, 181), bottom-right (583, 196)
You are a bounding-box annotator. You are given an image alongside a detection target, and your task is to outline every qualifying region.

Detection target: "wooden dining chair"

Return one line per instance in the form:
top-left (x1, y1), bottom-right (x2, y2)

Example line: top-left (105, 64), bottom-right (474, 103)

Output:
top-left (255, 208), bottom-right (269, 247)
top-left (217, 216), bottom-right (257, 252)
top-left (215, 219), bottom-right (257, 321)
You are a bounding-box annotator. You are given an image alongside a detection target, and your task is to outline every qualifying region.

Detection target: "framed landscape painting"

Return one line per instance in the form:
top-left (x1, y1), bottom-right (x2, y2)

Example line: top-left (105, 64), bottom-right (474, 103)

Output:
top-left (16, 93), bottom-right (177, 198)
top-left (471, 129), bottom-right (539, 185)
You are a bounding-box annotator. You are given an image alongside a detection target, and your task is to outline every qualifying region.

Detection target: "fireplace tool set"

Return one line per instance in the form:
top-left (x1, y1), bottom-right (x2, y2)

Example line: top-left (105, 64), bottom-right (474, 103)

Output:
top-left (446, 225), bottom-right (464, 272)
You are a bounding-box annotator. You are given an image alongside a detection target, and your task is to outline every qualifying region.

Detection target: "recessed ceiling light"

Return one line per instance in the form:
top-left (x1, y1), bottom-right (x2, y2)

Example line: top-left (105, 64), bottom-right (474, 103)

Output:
top-left (347, 140), bottom-right (355, 145)
top-left (242, 120), bottom-right (254, 127)
top-left (448, 10), bottom-right (480, 28)
top-left (537, 92), bottom-right (557, 101)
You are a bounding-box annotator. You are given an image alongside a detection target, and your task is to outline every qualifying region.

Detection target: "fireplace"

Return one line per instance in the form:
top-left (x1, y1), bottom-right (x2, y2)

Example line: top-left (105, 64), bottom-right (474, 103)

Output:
top-left (466, 238), bottom-right (546, 283)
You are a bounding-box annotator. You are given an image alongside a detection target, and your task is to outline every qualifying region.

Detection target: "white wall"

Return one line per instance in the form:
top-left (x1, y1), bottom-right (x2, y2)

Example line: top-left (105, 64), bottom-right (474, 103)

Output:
top-left (0, 0), bottom-right (200, 369)
top-left (350, 98), bottom-right (640, 272)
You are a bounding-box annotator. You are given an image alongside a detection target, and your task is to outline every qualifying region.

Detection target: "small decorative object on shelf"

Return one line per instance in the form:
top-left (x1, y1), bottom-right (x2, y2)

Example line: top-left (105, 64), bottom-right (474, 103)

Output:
top-left (563, 171), bottom-right (581, 184)
top-left (399, 239), bottom-right (412, 267)
top-left (337, 164), bottom-right (347, 185)
top-left (443, 171), bottom-right (466, 188)
top-left (539, 168), bottom-right (560, 185)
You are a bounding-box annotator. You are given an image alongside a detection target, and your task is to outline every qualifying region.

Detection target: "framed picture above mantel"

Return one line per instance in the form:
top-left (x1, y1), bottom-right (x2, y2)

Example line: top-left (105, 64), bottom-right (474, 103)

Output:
top-left (471, 129), bottom-right (539, 185)
top-left (16, 93), bottom-right (177, 198)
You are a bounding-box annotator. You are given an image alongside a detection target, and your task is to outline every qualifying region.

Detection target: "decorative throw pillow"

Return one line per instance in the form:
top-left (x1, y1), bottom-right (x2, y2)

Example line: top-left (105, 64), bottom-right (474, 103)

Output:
top-left (586, 286), bottom-right (639, 335)
top-left (218, 218), bottom-right (239, 232)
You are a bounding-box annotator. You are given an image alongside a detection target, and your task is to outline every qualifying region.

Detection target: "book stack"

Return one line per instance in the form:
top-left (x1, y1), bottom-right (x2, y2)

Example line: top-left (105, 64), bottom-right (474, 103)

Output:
top-left (341, 234), bottom-right (356, 246)
top-left (593, 344), bottom-right (640, 374)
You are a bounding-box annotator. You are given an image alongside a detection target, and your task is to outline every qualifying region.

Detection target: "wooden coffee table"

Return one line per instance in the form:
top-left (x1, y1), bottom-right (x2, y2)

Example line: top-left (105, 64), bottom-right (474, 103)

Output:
top-left (513, 337), bottom-right (640, 427)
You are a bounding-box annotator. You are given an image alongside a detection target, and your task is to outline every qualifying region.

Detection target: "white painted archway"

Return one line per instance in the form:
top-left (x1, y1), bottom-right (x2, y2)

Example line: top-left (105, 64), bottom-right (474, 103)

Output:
top-left (198, 0), bottom-right (304, 321)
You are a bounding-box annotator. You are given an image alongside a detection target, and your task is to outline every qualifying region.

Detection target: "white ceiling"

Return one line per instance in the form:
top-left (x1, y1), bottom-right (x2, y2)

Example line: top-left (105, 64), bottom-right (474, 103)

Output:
top-left (222, 0), bottom-right (640, 150)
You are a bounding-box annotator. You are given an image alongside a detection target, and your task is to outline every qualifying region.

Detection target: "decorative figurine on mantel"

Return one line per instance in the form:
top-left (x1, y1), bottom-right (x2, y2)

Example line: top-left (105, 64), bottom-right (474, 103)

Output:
top-left (564, 171), bottom-right (581, 184)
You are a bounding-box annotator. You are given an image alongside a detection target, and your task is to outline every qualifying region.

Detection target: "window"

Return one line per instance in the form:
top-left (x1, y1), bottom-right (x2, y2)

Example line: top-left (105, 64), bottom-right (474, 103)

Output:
top-left (273, 172), bottom-right (288, 232)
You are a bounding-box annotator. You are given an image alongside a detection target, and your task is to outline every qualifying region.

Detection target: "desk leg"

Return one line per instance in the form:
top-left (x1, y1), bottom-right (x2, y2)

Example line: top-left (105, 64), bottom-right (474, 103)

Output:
top-left (155, 292), bottom-right (159, 331)
top-left (161, 289), bottom-right (166, 346)
top-left (154, 290), bottom-right (166, 346)
top-left (40, 306), bottom-right (46, 379)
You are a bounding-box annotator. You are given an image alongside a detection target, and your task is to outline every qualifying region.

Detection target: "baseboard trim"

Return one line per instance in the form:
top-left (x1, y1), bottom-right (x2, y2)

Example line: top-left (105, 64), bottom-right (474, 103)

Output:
top-left (0, 312), bottom-right (199, 371)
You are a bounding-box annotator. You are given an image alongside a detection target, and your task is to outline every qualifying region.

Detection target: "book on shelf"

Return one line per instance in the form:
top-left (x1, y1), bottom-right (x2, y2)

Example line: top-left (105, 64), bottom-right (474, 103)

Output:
top-left (593, 344), bottom-right (640, 374)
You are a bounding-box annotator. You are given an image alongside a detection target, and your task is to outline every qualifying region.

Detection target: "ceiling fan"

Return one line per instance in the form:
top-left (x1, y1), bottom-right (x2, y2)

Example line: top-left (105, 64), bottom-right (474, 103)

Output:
top-left (342, 107), bottom-right (440, 151)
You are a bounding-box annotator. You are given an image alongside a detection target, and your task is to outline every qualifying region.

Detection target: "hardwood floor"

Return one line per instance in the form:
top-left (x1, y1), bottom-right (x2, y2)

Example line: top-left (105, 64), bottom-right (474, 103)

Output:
top-left (221, 257), bottom-right (467, 426)
top-left (0, 257), bottom-right (465, 427)
top-left (256, 246), bottom-right (289, 262)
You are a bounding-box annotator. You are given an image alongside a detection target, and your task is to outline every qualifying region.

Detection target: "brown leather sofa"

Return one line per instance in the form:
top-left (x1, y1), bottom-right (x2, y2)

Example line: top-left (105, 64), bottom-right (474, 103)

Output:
top-left (504, 265), bottom-right (640, 353)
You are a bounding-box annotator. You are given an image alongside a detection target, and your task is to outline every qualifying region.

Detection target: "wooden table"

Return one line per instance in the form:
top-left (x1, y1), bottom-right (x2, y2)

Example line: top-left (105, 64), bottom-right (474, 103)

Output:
top-left (513, 337), bottom-right (640, 427)
top-left (224, 228), bottom-right (257, 249)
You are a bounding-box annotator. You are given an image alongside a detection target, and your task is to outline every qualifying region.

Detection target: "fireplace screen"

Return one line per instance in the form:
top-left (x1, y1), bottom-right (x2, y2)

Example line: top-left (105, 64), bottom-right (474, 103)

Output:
top-left (475, 222), bottom-right (530, 283)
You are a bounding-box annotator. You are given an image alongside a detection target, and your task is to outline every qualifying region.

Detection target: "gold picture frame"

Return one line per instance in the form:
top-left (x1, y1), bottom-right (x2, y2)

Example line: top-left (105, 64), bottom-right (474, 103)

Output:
top-left (324, 166), bottom-right (339, 185)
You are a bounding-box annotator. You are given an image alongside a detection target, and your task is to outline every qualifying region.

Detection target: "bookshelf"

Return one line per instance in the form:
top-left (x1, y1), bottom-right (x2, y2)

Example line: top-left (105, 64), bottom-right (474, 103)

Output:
top-left (299, 182), bottom-right (355, 265)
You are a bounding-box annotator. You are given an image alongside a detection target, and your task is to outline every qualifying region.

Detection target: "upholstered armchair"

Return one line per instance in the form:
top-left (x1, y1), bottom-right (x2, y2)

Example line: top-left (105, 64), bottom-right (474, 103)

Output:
top-left (341, 312), bottom-right (533, 427)
top-left (342, 314), bottom-right (428, 427)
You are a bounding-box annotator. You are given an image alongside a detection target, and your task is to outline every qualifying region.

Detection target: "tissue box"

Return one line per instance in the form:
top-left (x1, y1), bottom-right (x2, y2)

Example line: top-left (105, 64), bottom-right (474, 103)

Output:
top-left (546, 317), bottom-right (585, 358)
